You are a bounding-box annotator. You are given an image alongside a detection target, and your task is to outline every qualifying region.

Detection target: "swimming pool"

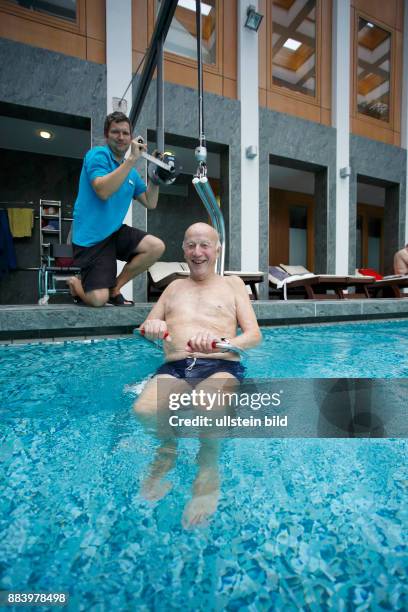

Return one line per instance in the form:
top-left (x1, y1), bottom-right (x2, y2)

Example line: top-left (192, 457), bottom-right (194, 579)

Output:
top-left (1, 321), bottom-right (407, 610)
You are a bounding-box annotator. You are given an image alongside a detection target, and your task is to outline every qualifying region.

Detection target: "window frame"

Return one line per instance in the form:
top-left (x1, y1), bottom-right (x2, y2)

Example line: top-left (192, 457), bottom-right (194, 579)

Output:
top-left (150, 0), bottom-right (222, 76)
top-left (353, 10), bottom-right (394, 130)
top-left (0, 0), bottom-right (85, 35)
top-left (269, 0), bottom-right (322, 107)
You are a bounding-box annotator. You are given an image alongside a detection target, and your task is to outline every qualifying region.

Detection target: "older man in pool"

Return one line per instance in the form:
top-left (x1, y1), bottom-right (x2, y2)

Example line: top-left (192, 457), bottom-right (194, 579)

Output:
top-left (134, 222), bottom-right (261, 527)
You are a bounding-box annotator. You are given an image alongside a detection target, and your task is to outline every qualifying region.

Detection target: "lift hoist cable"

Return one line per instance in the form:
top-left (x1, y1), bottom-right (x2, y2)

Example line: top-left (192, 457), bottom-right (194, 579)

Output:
top-left (192, 0), bottom-right (226, 276)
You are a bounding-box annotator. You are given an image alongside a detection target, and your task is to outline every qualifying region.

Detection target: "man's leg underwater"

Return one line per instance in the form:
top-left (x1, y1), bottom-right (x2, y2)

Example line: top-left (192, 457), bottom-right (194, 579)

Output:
top-left (133, 373), bottom-right (190, 501)
top-left (182, 372), bottom-right (240, 528)
top-left (112, 235), bottom-right (165, 299)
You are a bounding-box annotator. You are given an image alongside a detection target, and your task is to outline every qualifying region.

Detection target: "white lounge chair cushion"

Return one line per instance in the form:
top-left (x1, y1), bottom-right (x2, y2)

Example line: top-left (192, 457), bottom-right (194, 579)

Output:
top-left (280, 264), bottom-right (311, 275)
top-left (149, 262), bottom-right (189, 284)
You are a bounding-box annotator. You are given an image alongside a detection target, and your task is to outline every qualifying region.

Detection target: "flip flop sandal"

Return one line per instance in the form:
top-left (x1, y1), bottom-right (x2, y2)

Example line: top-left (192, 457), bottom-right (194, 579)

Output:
top-left (73, 296), bottom-right (87, 306)
top-left (108, 293), bottom-right (135, 306)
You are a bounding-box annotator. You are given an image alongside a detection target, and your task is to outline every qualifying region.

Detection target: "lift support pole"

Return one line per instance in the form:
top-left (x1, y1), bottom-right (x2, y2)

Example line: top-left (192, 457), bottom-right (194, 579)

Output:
top-left (129, 0), bottom-right (178, 129)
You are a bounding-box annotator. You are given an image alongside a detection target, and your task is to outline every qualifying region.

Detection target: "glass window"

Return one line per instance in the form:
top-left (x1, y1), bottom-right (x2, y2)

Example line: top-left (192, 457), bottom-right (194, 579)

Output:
top-left (272, 0), bottom-right (317, 97)
top-left (289, 205), bottom-right (307, 266)
top-left (159, 0), bottom-right (216, 65)
top-left (367, 217), bottom-right (382, 269)
top-left (8, 0), bottom-right (77, 21)
top-left (357, 18), bottom-right (391, 122)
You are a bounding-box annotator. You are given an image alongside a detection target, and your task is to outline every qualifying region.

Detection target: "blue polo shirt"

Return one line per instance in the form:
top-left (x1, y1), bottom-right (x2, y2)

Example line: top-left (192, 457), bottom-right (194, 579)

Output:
top-left (73, 145), bottom-right (146, 247)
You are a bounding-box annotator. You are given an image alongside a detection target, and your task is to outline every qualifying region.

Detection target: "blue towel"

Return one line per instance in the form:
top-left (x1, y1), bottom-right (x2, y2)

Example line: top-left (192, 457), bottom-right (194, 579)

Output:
top-left (0, 209), bottom-right (17, 279)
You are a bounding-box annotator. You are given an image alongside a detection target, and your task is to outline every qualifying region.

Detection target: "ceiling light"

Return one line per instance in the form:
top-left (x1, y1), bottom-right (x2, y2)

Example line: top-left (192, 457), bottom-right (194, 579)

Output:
top-left (366, 22), bottom-right (374, 28)
top-left (244, 5), bottom-right (263, 32)
top-left (37, 129), bottom-right (53, 140)
top-left (178, 0), bottom-right (212, 16)
top-left (283, 38), bottom-right (302, 51)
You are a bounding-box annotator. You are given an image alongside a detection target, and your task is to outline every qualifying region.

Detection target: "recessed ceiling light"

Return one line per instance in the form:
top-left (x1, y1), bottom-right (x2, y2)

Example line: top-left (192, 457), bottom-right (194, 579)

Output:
top-left (366, 22), bottom-right (374, 28)
top-left (178, 0), bottom-right (212, 16)
top-left (37, 129), bottom-right (54, 140)
top-left (283, 38), bottom-right (302, 51)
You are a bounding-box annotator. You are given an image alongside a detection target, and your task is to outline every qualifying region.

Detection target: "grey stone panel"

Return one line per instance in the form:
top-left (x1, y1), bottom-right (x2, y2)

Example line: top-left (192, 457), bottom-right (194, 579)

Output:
top-left (2, 301), bottom-right (408, 340)
top-left (0, 304), bottom-right (150, 333)
top-left (259, 109), bottom-right (337, 298)
top-left (252, 300), bottom-right (317, 321)
top-left (0, 39), bottom-right (106, 145)
top-left (350, 134), bottom-right (407, 274)
top-left (361, 298), bottom-right (408, 316)
top-left (315, 300), bottom-right (363, 318)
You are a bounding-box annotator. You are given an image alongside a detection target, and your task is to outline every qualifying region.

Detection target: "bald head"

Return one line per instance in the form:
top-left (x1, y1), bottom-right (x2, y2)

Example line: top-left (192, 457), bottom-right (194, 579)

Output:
top-left (183, 223), bottom-right (220, 247)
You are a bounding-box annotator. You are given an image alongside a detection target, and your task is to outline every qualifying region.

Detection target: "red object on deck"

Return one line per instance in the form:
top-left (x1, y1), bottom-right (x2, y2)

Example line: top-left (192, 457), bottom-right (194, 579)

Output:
top-left (358, 268), bottom-right (383, 280)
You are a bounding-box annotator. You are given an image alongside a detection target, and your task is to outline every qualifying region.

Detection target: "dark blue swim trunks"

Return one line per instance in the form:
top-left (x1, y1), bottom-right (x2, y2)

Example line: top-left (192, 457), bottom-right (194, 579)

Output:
top-left (156, 358), bottom-right (245, 383)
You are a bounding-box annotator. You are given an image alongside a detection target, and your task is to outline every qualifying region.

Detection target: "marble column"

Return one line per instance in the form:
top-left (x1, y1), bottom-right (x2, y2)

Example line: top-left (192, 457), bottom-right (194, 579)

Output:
top-left (332, 0), bottom-right (351, 274)
top-left (106, 0), bottom-right (134, 301)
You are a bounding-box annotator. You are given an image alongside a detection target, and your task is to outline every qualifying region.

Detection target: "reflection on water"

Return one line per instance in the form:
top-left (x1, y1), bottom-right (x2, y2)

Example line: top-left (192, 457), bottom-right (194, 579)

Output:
top-left (1, 323), bottom-right (408, 609)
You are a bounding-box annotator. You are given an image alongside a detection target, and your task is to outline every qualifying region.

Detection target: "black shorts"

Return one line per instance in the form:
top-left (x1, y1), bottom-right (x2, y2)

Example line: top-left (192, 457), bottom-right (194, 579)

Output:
top-left (73, 225), bottom-right (148, 292)
top-left (156, 358), bottom-right (246, 383)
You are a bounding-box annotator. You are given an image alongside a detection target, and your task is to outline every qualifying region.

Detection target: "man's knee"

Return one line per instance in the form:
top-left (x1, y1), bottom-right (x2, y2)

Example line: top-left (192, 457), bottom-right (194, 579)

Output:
top-left (149, 236), bottom-right (165, 259)
top-left (133, 399), bottom-right (156, 416)
top-left (85, 288), bottom-right (109, 307)
top-left (137, 235), bottom-right (165, 260)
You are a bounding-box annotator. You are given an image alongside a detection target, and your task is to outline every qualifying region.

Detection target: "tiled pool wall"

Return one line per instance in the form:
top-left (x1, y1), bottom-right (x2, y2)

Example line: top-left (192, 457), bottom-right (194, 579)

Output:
top-left (1, 301), bottom-right (408, 342)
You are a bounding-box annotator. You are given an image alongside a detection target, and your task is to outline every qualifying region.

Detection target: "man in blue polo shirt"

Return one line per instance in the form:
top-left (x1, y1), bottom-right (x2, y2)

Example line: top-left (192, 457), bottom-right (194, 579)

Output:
top-left (69, 111), bottom-right (165, 306)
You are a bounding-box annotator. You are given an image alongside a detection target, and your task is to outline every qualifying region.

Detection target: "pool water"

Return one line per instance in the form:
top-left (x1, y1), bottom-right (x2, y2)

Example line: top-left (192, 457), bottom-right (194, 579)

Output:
top-left (1, 321), bottom-right (407, 610)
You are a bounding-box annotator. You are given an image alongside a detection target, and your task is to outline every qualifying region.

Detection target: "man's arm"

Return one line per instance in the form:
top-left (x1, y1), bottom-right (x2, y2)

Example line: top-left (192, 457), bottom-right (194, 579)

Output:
top-left (92, 138), bottom-right (146, 200)
top-left (394, 248), bottom-right (408, 275)
top-left (140, 283), bottom-right (174, 340)
top-left (228, 276), bottom-right (262, 350)
top-left (136, 182), bottom-right (160, 210)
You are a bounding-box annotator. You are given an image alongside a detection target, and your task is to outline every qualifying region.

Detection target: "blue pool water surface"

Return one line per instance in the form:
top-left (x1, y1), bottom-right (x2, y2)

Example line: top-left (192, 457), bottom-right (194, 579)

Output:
top-left (0, 321), bottom-right (407, 610)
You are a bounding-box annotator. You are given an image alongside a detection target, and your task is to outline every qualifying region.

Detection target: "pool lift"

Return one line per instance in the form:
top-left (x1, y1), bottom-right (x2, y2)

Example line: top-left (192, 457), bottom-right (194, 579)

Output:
top-left (130, 0), bottom-right (235, 351)
top-left (192, 0), bottom-right (226, 276)
top-left (129, 0), bottom-right (180, 186)
top-left (129, 0), bottom-right (225, 272)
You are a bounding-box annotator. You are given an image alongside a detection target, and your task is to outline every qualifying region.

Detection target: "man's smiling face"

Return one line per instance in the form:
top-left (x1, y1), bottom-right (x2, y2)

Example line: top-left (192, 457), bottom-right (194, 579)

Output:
top-left (106, 121), bottom-right (132, 160)
top-left (183, 224), bottom-right (220, 279)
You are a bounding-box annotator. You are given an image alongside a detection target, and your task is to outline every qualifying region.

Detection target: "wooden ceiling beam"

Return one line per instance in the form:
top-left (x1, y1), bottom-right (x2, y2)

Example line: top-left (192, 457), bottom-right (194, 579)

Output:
top-left (272, 0), bottom-right (316, 56)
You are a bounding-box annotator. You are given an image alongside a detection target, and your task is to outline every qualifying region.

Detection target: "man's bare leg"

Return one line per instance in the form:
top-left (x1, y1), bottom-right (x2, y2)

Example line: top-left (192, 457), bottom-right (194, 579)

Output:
top-left (182, 373), bottom-right (239, 528)
top-left (134, 374), bottom-right (190, 501)
top-left (67, 277), bottom-right (109, 307)
top-left (67, 235), bottom-right (164, 306)
top-left (111, 235), bottom-right (165, 299)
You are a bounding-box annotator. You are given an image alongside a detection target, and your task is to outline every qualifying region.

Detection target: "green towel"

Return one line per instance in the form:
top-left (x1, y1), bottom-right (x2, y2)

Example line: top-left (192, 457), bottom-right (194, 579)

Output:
top-left (7, 208), bottom-right (34, 238)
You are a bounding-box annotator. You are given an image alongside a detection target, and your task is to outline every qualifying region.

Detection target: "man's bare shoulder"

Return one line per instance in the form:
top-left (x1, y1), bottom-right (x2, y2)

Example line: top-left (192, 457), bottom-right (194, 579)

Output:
top-left (163, 278), bottom-right (190, 294)
top-left (225, 275), bottom-right (246, 292)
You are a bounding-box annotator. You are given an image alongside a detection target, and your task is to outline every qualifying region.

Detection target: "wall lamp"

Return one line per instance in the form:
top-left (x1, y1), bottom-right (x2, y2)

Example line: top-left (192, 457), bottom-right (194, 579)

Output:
top-left (340, 166), bottom-right (351, 178)
top-left (244, 5), bottom-right (263, 32)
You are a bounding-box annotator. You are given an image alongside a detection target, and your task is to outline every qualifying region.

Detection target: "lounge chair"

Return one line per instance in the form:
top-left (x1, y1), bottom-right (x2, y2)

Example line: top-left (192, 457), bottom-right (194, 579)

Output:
top-left (148, 262), bottom-right (264, 300)
top-left (366, 274), bottom-right (408, 298)
top-left (269, 265), bottom-right (375, 300)
top-left (355, 268), bottom-right (408, 298)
